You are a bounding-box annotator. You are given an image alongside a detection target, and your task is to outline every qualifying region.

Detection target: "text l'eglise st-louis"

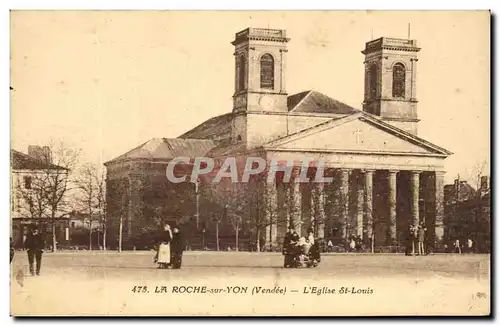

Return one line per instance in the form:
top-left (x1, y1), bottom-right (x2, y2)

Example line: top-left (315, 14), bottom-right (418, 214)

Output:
top-left (303, 286), bottom-right (374, 295)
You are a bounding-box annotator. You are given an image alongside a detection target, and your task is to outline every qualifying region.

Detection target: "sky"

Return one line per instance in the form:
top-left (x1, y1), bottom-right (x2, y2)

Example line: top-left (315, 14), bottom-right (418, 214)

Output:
top-left (10, 11), bottom-right (490, 185)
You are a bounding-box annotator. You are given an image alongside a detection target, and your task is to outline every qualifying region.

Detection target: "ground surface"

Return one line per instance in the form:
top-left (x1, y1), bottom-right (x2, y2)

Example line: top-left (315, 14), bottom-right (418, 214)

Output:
top-left (10, 251), bottom-right (491, 316)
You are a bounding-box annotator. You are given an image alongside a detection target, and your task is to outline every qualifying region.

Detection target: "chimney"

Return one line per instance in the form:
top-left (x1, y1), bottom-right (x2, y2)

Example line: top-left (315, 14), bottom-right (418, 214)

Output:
top-left (28, 145), bottom-right (52, 164)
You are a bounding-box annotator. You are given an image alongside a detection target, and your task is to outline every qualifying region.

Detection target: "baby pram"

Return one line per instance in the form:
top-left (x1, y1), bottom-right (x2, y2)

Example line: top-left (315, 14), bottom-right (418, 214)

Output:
top-left (293, 241), bottom-right (320, 268)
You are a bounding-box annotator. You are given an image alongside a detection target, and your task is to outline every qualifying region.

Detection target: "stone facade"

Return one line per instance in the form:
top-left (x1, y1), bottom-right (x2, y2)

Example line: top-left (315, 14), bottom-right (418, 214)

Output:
top-left (105, 27), bottom-right (452, 252)
top-left (362, 37), bottom-right (420, 135)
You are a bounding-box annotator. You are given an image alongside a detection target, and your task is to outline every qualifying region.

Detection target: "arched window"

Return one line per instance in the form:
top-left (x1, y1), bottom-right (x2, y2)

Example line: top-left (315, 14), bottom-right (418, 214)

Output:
top-left (368, 64), bottom-right (378, 99)
top-left (392, 63), bottom-right (406, 98)
top-left (238, 55), bottom-right (246, 91)
top-left (260, 54), bottom-right (274, 89)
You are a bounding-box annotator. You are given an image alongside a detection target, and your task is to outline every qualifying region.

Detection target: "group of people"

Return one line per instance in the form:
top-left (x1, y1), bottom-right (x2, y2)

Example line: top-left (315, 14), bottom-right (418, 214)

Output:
top-left (447, 238), bottom-right (474, 254)
top-left (406, 222), bottom-right (427, 256)
top-left (154, 224), bottom-right (184, 269)
top-left (348, 235), bottom-right (363, 252)
top-left (282, 225), bottom-right (320, 268)
top-left (12, 223), bottom-right (185, 274)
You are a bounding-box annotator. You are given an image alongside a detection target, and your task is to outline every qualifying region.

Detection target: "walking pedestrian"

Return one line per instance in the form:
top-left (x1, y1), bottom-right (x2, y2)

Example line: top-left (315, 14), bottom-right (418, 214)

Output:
top-left (355, 235), bottom-right (363, 252)
top-left (24, 225), bottom-right (45, 276)
top-left (467, 238), bottom-right (474, 254)
top-left (454, 239), bottom-right (462, 254)
top-left (170, 227), bottom-right (184, 269)
top-left (417, 222), bottom-right (427, 255)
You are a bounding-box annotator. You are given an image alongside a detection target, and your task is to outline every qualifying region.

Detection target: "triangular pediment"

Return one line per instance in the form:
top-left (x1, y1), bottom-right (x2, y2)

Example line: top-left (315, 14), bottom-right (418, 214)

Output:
top-left (265, 113), bottom-right (451, 156)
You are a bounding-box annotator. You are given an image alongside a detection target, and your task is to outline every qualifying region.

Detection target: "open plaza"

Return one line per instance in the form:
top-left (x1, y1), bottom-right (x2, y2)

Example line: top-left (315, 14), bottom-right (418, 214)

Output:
top-left (10, 251), bottom-right (490, 316)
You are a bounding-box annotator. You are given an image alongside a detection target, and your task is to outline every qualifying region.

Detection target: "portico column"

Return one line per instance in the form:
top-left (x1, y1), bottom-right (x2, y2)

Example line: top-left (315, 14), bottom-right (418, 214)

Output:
top-left (312, 181), bottom-right (326, 240)
top-left (291, 168), bottom-right (302, 236)
top-left (284, 183), bottom-right (291, 227)
top-left (411, 171), bottom-right (421, 226)
top-left (356, 172), bottom-right (364, 237)
top-left (364, 170), bottom-right (374, 242)
top-left (264, 179), bottom-right (278, 250)
top-left (339, 169), bottom-right (350, 242)
top-left (434, 171), bottom-right (445, 249)
top-left (388, 170), bottom-right (398, 245)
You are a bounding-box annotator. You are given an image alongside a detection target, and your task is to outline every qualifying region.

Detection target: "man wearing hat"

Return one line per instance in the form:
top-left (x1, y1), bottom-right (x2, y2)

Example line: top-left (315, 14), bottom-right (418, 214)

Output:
top-left (282, 224), bottom-right (299, 268)
top-left (24, 225), bottom-right (45, 276)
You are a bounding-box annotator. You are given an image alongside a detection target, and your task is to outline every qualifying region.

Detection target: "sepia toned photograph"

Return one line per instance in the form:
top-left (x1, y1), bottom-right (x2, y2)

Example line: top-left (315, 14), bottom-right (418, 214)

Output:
top-left (9, 10), bottom-right (490, 316)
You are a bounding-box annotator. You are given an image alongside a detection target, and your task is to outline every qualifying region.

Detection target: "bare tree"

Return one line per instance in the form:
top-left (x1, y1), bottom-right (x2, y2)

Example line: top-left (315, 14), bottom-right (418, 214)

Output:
top-left (106, 178), bottom-right (130, 252)
top-left (46, 142), bottom-right (80, 252)
top-left (214, 182), bottom-right (245, 251)
top-left (15, 141), bottom-right (79, 252)
top-left (466, 159), bottom-right (490, 244)
top-left (213, 212), bottom-right (221, 251)
top-left (74, 163), bottom-right (106, 250)
top-left (203, 179), bottom-right (251, 251)
top-left (95, 169), bottom-right (107, 249)
top-left (249, 177), bottom-right (274, 252)
top-left (15, 171), bottom-right (50, 220)
top-left (469, 159), bottom-right (489, 191)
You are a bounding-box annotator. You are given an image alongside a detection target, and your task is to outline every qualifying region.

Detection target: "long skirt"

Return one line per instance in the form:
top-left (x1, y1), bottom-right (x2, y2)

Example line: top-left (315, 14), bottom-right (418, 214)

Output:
top-left (302, 244), bottom-right (312, 255)
top-left (157, 243), bottom-right (171, 264)
top-left (284, 254), bottom-right (295, 268)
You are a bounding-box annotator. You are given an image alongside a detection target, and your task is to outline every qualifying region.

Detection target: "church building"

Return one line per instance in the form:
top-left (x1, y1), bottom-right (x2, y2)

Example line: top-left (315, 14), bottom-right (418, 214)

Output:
top-left (104, 28), bottom-right (451, 251)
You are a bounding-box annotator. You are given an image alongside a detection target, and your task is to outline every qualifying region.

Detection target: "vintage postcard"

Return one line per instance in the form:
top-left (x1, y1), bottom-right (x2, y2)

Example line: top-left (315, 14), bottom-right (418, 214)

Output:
top-left (10, 10), bottom-right (490, 316)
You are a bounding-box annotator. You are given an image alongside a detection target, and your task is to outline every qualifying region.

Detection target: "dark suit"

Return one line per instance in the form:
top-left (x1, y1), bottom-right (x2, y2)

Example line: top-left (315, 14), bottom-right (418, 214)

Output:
top-left (282, 231), bottom-right (299, 267)
top-left (170, 232), bottom-right (184, 269)
top-left (310, 242), bottom-right (321, 262)
top-left (24, 232), bottom-right (45, 275)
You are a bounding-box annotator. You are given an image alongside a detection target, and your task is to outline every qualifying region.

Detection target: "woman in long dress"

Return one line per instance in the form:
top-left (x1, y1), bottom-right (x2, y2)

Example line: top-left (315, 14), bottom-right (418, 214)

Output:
top-left (156, 224), bottom-right (173, 269)
top-left (307, 228), bottom-right (320, 264)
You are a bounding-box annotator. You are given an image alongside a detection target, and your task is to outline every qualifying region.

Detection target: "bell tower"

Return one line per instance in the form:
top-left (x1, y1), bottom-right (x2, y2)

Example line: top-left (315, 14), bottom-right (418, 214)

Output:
top-left (230, 28), bottom-right (290, 146)
top-left (232, 28), bottom-right (289, 113)
top-left (362, 37), bottom-right (421, 135)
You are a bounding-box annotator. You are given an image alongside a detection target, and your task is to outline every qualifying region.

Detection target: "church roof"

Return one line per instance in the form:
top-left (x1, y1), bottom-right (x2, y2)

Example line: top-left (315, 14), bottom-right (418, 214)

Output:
top-left (287, 90), bottom-right (359, 114)
top-left (263, 111), bottom-right (453, 156)
top-left (206, 139), bottom-right (251, 157)
top-left (178, 112), bottom-right (233, 142)
top-left (178, 91), bottom-right (357, 143)
top-left (104, 138), bottom-right (215, 165)
top-left (108, 92), bottom-right (451, 165)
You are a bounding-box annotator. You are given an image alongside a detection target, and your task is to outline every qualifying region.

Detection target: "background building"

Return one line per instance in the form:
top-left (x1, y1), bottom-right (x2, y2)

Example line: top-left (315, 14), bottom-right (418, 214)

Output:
top-left (10, 146), bottom-right (71, 249)
top-left (67, 210), bottom-right (104, 249)
top-left (444, 176), bottom-right (491, 252)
